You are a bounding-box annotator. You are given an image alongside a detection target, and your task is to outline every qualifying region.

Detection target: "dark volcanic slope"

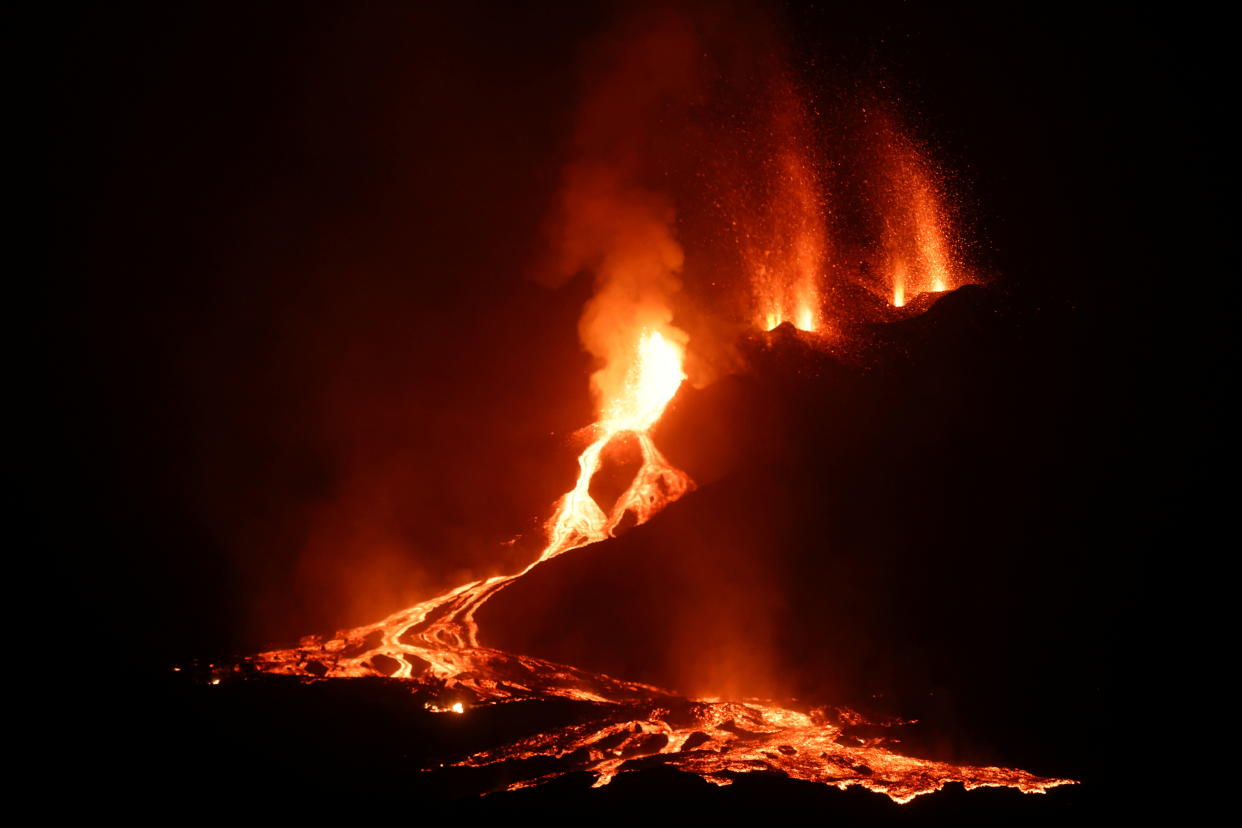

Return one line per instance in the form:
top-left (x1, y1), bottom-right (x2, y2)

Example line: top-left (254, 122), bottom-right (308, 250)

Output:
top-left (478, 286), bottom-right (1140, 785)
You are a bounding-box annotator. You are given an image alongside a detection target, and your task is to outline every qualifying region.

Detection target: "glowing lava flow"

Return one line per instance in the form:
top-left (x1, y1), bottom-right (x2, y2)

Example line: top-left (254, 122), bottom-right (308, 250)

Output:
top-left (210, 7), bottom-right (1064, 801)
top-left (237, 324), bottom-right (1074, 804)
top-left (247, 328), bottom-right (692, 694)
top-left (459, 699), bottom-right (1074, 801)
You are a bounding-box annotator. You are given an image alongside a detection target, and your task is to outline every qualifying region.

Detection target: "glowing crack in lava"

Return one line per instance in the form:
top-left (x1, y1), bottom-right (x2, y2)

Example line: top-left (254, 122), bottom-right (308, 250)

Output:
top-left (241, 324), bottom-right (1073, 803)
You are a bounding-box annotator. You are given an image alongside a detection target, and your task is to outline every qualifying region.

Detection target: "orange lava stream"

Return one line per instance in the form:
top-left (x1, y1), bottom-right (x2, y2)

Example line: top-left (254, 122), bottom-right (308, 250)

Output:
top-left (461, 699), bottom-right (1075, 802)
top-left (248, 329), bottom-right (691, 691)
top-left (241, 327), bottom-right (1073, 803)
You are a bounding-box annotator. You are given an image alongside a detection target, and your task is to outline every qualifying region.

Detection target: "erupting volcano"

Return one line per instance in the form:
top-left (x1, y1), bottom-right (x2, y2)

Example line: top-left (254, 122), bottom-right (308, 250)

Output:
top-left (166, 4), bottom-right (1086, 811)
top-left (235, 315), bottom-right (1071, 802)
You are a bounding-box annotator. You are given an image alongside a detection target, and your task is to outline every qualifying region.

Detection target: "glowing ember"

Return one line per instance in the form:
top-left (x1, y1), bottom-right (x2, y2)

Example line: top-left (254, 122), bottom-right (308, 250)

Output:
top-left (869, 112), bottom-right (964, 307)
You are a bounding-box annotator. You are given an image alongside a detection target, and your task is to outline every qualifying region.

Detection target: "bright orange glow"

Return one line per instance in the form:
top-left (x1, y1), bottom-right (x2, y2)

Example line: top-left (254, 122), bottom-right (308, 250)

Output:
top-left (873, 116), bottom-right (963, 307)
top-left (238, 319), bottom-right (1073, 803)
top-left (601, 329), bottom-right (686, 433)
top-left (247, 325), bottom-right (691, 681)
top-left (462, 699), bottom-right (1076, 801)
top-left (794, 303), bottom-right (817, 332)
top-left (752, 147), bottom-right (827, 332)
top-left (231, 55), bottom-right (1062, 805)
top-left (907, 167), bottom-right (954, 296)
top-left (732, 75), bottom-right (827, 333)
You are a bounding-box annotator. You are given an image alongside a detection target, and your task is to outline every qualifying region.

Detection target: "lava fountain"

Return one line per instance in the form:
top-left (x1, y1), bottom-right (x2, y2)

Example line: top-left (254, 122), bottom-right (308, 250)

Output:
top-left (745, 76), bottom-right (831, 333)
top-left (868, 110), bottom-right (965, 307)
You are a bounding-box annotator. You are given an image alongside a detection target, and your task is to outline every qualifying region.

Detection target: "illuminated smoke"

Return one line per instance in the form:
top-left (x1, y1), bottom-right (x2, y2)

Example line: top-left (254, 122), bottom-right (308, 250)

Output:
top-left (539, 11), bottom-right (698, 411)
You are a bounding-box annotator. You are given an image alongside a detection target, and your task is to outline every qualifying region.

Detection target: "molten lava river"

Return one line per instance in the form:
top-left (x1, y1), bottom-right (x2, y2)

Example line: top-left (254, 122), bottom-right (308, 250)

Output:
top-left (214, 325), bottom-right (1075, 804)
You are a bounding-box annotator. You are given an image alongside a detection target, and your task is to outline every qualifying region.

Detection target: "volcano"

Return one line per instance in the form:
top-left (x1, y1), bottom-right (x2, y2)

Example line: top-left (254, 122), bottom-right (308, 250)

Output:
top-left (54, 1), bottom-right (1166, 820)
top-left (140, 285), bottom-right (1126, 817)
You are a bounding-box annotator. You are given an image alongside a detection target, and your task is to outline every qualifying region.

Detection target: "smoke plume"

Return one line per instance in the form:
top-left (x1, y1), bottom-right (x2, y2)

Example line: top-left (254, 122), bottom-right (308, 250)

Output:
top-left (536, 11), bottom-right (700, 412)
